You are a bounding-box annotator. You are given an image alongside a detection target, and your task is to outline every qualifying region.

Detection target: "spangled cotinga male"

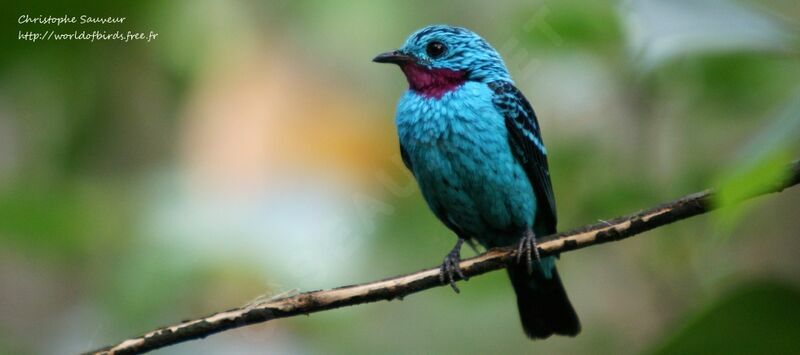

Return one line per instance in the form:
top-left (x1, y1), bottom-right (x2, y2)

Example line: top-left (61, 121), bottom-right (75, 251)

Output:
top-left (374, 25), bottom-right (580, 339)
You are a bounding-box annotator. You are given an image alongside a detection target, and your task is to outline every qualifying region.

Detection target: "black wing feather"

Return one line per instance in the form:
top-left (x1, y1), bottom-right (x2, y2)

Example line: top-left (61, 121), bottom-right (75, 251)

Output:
top-left (488, 81), bottom-right (557, 233)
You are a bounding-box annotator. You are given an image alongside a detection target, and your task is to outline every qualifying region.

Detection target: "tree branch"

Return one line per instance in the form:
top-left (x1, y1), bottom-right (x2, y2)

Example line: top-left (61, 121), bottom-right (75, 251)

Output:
top-left (89, 161), bottom-right (800, 355)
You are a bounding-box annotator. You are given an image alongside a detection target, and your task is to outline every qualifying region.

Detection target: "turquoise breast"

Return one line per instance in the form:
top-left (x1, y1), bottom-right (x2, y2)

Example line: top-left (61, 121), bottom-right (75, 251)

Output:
top-left (396, 82), bottom-right (536, 247)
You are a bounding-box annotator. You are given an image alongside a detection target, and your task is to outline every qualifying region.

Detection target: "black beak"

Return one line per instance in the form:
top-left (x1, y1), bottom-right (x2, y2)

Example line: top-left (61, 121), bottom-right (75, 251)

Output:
top-left (373, 50), bottom-right (414, 64)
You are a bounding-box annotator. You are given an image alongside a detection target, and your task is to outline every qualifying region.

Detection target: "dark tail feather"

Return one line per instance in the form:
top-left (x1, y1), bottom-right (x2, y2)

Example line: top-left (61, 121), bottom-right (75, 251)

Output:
top-left (507, 264), bottom-right (581, 339)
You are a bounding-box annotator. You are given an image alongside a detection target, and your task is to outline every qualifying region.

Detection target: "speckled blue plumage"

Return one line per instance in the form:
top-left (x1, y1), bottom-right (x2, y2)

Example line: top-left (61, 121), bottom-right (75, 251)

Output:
top-left (379, 24), bottom-right (580, 339)
top-left (400, 25), bottom-right (512, 83)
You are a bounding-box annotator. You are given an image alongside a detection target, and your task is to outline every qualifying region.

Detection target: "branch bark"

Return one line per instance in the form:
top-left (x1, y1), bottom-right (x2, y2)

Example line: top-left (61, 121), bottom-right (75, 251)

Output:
top-left (89, 161), bottom-right (800, 355)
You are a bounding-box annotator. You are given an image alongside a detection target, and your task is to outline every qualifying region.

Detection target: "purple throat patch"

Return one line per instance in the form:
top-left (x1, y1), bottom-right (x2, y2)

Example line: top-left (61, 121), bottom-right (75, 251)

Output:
top-left (400, 63), bottom-right (467, 99)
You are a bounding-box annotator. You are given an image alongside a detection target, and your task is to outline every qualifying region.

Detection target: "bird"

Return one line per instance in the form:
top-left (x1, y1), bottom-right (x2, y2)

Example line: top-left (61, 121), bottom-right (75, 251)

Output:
top-left (373, 25), bottom-right (580, 339)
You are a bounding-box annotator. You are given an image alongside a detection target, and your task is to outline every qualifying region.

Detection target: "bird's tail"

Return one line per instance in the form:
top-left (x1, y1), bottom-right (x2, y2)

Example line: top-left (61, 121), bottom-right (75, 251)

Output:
top-left (507, 260), bottom-right (581, 339)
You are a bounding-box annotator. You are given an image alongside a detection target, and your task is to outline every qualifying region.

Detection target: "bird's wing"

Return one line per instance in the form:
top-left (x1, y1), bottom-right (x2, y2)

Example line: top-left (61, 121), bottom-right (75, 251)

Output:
top-left (488, 80), bottom-right (557, 233)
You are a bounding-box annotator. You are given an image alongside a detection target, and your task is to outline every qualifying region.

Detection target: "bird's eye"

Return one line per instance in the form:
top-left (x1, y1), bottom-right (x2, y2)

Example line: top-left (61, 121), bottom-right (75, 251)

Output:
top-left (426, 41), bottom-right (447, 59)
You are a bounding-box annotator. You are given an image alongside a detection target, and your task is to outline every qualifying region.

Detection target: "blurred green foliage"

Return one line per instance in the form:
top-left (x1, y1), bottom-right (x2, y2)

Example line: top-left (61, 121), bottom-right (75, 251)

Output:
top-left (650, 280), bottom-right (800, 355)
top-left (516, 0), bottom-right (623, 51)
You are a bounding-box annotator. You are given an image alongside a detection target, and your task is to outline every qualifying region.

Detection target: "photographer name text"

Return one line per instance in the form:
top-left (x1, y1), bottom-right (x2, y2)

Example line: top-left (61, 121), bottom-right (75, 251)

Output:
top-left (19, 14), bottom-right (127, 26)
top-left (17, 14), bottom-right (159, 43)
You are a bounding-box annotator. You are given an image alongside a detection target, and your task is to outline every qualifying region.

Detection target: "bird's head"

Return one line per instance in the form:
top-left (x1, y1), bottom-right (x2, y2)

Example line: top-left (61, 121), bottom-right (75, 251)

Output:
top-left (374, 25), bottom-right (511, 98)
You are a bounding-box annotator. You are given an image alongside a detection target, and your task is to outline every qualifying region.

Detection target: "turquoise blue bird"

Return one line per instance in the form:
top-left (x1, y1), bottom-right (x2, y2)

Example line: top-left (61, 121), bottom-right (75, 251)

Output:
top-left (374, 25), bottom-right (580, 339)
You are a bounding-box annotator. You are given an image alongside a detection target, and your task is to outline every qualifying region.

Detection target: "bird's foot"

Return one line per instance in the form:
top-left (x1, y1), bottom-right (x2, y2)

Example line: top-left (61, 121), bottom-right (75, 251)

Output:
top-left (516, 229), bottom-right (541, 274)
top-left (439, 239), bottom-right (468, 293)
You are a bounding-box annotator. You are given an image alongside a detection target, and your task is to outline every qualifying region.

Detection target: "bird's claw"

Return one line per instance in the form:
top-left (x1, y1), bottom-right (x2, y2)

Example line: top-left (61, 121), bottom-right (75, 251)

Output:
top-left (516, 229), bottom-right (541, 274)
top-left (439, 239), bottom-right (467, 293)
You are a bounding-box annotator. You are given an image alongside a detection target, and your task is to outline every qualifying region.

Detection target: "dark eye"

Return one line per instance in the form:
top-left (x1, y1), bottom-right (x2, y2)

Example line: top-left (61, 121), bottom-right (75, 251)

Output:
top-left (426, 41), bottom-right (446, 58)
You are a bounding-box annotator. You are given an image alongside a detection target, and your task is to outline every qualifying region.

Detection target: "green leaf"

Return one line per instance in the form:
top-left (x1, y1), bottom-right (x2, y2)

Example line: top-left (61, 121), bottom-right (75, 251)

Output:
top-left (712, 93), bottom-right (800, 233)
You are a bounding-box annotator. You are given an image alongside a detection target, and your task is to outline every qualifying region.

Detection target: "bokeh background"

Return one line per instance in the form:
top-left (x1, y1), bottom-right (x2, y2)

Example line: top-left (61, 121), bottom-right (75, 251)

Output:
top-left (2, 0), bottom-right (800, 354)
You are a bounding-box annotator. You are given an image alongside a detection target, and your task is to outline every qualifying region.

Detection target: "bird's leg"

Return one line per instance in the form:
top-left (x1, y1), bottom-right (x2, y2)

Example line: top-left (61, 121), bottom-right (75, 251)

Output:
top-left (439, 238), bottom-right (468, 293)
top-left (516, 228), bottom-right (541, 274)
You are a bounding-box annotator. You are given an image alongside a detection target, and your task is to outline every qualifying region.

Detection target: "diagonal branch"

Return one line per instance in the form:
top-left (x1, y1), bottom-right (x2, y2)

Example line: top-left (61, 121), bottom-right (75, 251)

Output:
top-left (88, 161), bottom-right (800, 355)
